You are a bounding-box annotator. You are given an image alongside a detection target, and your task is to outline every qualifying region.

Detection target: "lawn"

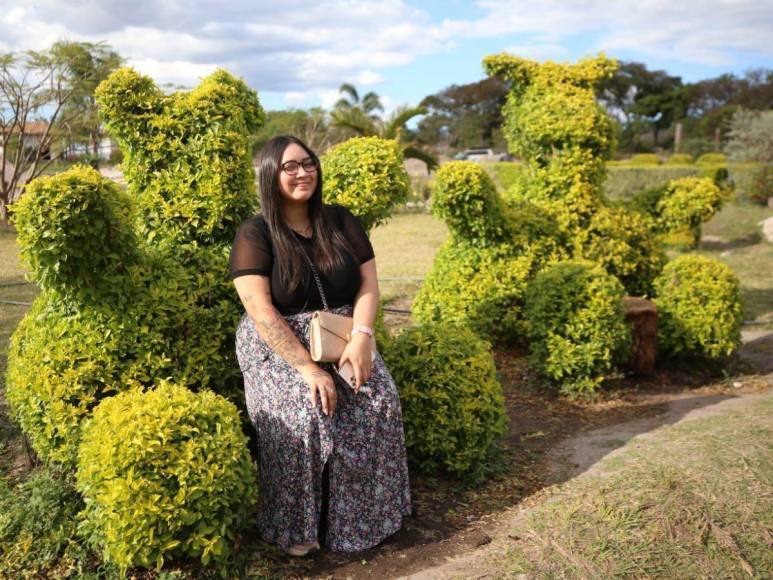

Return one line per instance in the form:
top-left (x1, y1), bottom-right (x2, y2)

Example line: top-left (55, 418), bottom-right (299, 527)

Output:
top-left (496, 394), bottom-right (773, 578)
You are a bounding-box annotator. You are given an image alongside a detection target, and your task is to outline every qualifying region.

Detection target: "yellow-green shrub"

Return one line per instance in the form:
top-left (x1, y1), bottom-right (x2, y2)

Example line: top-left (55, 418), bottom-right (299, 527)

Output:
top-left (7, 71), bottom-right (260, 467)
top-left (653, 255), bottom-right (742, 359)
top-left (414, 162), bottom-right (567, 342)
top-left (412, 241), bottom-right (534, 342)
top-left (322, 136), bottom-right (409, 232)
top-left (524, 261), bottom-right (631, 396)
top-left (11, 166), bottom-right (137, 301)
top-left (382, 324), bottom-right (506, 477)
top-left (696, 152), bottom-right (727, 165)
top-left (5, 254), bottom-right (244, 465)
top-left (572, 206), bottom-right (666, 296)
top-left (76, 382), bottom-right (256, 572)
top-left (666, 153), bottom-right (694, 165)
top-left (655, 177), bottom-right (724, 247)
top-left (629, 153), bottom-right (661, 165)
top-left (430, 161), bottom-right (511, 244)
top-left (95, 68), bottom-right (263, 246)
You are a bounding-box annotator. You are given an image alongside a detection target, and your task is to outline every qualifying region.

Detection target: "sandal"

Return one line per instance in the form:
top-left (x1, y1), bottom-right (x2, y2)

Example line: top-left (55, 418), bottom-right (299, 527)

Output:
top-left (285, 541), bottom-right (320, 557)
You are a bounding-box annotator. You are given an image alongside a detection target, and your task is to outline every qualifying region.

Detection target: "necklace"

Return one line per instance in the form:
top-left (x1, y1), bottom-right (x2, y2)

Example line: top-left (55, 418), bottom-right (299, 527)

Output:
top-left (288, 222), bottom-right (312, 237)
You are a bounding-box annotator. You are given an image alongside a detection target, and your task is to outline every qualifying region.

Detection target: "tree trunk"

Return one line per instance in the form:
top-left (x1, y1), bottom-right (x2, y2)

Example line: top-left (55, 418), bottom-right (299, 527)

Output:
top-left (674, 122), bottom-right (683, 153)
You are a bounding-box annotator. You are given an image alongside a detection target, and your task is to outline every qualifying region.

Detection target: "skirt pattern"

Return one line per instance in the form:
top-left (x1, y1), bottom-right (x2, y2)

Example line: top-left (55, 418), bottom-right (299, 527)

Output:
top-left (235, 306), bottom-right (412, 552)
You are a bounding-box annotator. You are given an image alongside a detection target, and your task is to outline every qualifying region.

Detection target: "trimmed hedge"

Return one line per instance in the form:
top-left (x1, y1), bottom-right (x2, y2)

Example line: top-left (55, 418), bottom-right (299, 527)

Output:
top-left (572, 205), bottom-right (665, 296)
top-left (322, 136), bottom-right (409, 232)
top-left (412, 241), bottom-right (534, 342)
top-left (653, 255), bottom-right (742, 359)
top-left (628, 153), bottom-right (661, 165)
top-left (76, 382), bottom-right (256, 572)
top-left (524, 261), bottom-right (631, 396)
top-left (382, 324), bottom-right (506, 477)
top-left (666, 153), bottom-right (694, 165)
top-left (11, 166), bottom-right (138, 301)
top-left (95, 67), bottom-right (263, 246)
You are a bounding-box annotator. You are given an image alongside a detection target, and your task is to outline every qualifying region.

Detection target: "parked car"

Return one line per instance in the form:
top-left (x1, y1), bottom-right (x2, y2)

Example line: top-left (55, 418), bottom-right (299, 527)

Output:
top-left (454, 148), bottom-right (508, 162)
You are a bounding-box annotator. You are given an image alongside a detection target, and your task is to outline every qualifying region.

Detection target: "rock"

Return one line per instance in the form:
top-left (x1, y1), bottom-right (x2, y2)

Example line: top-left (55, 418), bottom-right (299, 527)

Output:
top-left (759, 216), bottom-right (773, 243)
top-left (622, 296), bottom-right (658, 376)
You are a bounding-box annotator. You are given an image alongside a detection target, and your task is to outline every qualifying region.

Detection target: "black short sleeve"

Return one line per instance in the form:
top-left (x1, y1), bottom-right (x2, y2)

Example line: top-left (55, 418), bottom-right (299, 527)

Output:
top-left (335, 205), bottom-right (375, 264)
top-left (229, 216), bottom-right (273, 279)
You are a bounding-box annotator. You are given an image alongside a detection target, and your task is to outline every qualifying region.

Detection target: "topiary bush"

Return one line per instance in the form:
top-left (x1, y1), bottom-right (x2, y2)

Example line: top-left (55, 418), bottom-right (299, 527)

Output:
top-left (322, 136), bottom-right (409, 232)
top-left (76, 382), bottom-right (257, 572)
top-left (666, 153), bottom-right (694, 165)
top-left (696, 152), bottom-right (727, 165)
top-left (6, 69), bottom-right (264, 467)
top-left (382, 324), bottom-right (506, 477)
top-left (572, 205), bottom-right (665, 296)
top-left (413, 162), bottom-right (566, 341)
top-left (412, 241), bottom-right (535, 342)
top-left (655, 177), bottom-right (724, 248)
top-left (653, 255), bottom-right (742, 359)
top-left (622, 176), bottom-right (725, 249)
top-left (524, 261), bottom-right (631, 396)
top-left (629, 153), bottom-right (661, 165)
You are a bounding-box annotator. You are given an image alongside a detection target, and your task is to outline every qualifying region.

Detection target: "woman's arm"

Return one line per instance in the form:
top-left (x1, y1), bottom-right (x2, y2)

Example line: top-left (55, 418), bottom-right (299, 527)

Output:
top-left (234, 275), bottom-right (337, 416)
top-left (339, 258), bottom-right (379, 391)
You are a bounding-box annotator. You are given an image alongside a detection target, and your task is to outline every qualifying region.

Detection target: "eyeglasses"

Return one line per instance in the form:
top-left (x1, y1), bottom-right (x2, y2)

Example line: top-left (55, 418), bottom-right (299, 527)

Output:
top-left (281, 158), bottom-right (317, 175)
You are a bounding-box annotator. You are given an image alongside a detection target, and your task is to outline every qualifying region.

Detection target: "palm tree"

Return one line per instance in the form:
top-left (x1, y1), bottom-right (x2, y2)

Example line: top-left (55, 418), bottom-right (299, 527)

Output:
top-left (330, 84), bottom-right (438, 171)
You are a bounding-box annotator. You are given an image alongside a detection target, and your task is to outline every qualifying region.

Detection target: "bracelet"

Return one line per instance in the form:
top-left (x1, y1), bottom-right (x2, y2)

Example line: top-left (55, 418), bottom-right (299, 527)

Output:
top-left (351, 325), bottom-right (374, 337)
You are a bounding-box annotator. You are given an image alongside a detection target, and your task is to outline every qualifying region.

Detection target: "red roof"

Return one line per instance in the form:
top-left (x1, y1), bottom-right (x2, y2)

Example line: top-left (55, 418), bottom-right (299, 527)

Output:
top-left (1, 121), bottom-right (50, 136)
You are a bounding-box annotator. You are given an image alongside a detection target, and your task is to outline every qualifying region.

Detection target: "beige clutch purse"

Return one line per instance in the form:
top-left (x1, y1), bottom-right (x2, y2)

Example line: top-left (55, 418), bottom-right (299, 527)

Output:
top-left (303, 249), bottom-right (375, 363)
top-left (309, 310), bottom-right (353, 362)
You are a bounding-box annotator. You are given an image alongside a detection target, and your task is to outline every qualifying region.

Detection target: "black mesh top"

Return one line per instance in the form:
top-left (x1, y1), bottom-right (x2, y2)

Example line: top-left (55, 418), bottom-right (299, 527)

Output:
top-left (229, 204), bottom-right (375, 315)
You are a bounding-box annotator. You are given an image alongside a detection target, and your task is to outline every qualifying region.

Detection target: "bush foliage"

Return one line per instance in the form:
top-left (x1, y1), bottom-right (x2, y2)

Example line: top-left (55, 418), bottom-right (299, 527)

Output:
top-left (382, 324), bottom-right (507, 477)
top-left (524, 261), bottom-right (631, 396)
top-left (628, 153), bottom-right (661, 165)
top-left (413, 162), bottom-right (566, 340)
top-left (7, 69), bottom-right (263, 466)
top-left (654, 255), bottom-right (742, 359)
top-left (321, 136), bottom-right (409, 232)
top-left (76, 382), bottom-right (256, 572)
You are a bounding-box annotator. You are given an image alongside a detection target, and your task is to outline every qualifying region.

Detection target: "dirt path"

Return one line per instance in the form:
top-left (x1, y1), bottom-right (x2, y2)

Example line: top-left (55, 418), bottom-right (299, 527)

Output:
top-left (403, 377), bottom-right (773, 580)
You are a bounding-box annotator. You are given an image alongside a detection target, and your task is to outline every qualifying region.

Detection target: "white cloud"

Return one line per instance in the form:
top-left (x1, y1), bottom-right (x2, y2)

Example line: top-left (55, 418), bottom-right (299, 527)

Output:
top-left (0, 0), bottom-right (771, 110)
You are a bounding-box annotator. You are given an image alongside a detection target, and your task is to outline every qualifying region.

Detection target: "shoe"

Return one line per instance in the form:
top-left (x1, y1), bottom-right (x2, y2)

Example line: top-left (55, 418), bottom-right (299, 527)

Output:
top-left (285, 541), bottom-right (320, 557)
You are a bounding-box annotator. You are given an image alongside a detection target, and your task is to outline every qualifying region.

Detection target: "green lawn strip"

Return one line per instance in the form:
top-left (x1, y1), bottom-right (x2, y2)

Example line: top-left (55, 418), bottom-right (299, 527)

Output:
top-left (497, 395), bottom-right (773, 578)
top-left (370, 212), bottom-right (447, 305)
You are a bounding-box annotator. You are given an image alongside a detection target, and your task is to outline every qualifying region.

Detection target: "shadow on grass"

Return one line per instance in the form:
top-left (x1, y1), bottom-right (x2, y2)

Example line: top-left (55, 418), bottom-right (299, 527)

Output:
top-left (699, 232), bottom-right (762, 251)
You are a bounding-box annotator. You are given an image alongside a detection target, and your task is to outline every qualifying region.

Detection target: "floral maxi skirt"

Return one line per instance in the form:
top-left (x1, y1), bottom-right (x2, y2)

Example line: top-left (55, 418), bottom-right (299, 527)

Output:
top-left (235, 306), bottom-right (412, 552)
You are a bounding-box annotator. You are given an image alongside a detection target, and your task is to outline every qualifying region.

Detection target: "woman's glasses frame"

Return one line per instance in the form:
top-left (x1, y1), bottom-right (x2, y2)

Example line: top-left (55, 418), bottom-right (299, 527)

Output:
top-left (281, 158), bottom-right (318, 175)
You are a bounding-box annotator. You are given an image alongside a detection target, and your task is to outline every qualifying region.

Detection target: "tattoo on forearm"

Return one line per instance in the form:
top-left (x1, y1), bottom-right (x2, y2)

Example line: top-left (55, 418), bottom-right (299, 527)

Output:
top-left (253, 307), bottom-right (313, 370)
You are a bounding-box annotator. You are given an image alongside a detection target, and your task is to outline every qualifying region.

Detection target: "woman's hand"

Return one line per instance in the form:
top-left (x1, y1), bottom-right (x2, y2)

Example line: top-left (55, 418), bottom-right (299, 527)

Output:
top-left (339, 333), bottom-right (373, 392)
top-left (300, 366), bottom-right (337, 417)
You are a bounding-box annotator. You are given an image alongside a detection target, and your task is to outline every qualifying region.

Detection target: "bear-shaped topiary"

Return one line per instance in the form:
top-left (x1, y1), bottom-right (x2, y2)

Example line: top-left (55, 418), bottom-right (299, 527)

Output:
top-left (482, 53), bottom-right (666, 295)
top-left (7, 68), bottom-right (265, 466)
top-left (412, 161), bottom-right (567, 342)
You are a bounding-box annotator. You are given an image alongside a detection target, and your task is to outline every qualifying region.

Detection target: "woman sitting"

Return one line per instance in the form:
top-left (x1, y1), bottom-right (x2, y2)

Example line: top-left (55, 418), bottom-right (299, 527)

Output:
top-left (230, 135), bottom-right (411, 556)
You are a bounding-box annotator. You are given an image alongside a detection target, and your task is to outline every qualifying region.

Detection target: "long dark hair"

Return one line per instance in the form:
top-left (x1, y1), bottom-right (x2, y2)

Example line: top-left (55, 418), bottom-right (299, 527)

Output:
top-left (258, 135), bottom-right (352, 292)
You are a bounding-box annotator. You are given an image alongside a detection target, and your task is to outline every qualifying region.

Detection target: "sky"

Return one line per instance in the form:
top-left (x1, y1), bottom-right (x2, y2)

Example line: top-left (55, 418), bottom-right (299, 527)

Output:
top-left (1, 0), bottom-right (771, 115)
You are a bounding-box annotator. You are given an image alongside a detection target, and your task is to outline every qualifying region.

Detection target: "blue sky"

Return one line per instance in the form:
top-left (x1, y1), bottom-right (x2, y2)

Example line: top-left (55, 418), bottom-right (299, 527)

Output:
top-left (1, 1), bottom-right (771, 115)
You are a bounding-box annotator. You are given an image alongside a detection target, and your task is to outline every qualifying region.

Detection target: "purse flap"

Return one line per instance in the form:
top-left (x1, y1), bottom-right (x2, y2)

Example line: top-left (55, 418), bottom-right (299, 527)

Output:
top-left (312, 311), bottom-right (352, 342)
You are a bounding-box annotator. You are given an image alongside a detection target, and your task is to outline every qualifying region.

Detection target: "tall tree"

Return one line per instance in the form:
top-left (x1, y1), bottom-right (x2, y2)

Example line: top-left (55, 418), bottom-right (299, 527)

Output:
top-left (57, 42), bottom-right (123, 157)
top-left (330, 84), bottom-right (437, 170)
top-left (1, 41), bottom-right (120, 220)
top-left (415, 76), bottom-right (508, 151)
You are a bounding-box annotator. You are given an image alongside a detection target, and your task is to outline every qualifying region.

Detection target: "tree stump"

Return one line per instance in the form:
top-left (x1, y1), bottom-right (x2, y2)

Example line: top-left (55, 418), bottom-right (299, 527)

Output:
top-left (622, 296), bottom-right (658, 376)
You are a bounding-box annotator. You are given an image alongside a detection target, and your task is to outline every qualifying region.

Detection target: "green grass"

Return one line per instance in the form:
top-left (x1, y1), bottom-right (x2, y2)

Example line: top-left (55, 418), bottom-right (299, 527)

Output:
top-left (497, 396), bottom-right (773, 578)
top-left (699, 203), bottom-right (773, 325)
top-left (370, 213), bottom-right (447, 305)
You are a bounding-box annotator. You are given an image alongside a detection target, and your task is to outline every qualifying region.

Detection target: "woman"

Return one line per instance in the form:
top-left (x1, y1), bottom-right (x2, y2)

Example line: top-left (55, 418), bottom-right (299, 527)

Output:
top-left (230, 135), bottom-right (411, 556)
